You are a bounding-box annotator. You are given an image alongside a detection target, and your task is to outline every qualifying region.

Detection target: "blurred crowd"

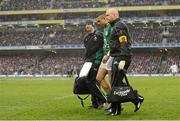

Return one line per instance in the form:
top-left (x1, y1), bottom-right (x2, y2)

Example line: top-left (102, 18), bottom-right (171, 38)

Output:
top-left (0, 26), bottom-right (179, 46)
top-left (0, 0), bottom-right (179, 76)
top-left (0, 54), bottom-right (83, 75)
top-left (0, 0), bottom-right (51, 11)
top-left (129, 53), bottom-right (180, 74)
top-left (0, 29), bottom-right (86, 46)
top-left (0, 0), bottom-right (179, 11)
top-left (161, 54), bottom-right (180, 74)
top-left (128, 54), bottom-right (161, 74)
top-left (130, 26), bottom-right (180, 44)
top-left (0, 53), bottom-right (179, 75)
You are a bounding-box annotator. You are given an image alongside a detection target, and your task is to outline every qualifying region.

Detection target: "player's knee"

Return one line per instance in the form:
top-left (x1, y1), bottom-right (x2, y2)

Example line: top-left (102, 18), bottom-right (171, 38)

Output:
top-left (96, 68), bottom-right (107, 83)
top-left (101, 80), bottom-right (110, 90)
top-left (96, 75), bottom-right (102, 83)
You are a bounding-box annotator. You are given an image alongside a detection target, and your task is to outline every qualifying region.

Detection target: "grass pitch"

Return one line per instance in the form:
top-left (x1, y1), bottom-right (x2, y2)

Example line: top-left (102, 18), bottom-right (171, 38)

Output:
top-left (0, 77), bottom-right (180, 120)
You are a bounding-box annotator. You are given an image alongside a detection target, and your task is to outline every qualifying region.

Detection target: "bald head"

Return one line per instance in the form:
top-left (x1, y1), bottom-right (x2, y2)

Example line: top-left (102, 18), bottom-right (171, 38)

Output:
top-left (105, 8), bottom-right (119, 22)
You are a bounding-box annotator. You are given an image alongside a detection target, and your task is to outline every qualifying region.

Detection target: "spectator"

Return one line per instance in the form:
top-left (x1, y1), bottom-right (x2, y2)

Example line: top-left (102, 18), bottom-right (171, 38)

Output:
top-left (0, 0), bottom-right (179, 11)
top-left (0, 53), bottom-right (179, 75)
top-left (0, 25), bottom-right (179, 46)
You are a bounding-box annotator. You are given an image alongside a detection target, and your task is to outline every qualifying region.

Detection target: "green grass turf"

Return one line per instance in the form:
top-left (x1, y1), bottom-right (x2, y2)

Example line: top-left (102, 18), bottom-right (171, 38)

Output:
top-left (0, 77), bottom-right (180, 120)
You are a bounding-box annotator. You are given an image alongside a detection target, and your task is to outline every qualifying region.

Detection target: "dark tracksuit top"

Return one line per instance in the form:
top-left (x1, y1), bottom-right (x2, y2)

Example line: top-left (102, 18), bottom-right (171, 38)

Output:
top-left (109, 18), bottom-right (132, 59)
top-left (83, 30), bottom-right (106, 104)
top-left (109, 18), bottom-right (132, 87)
top-left (108, 19), bottom-right (142, 114)
top-left (83, 31), bottom-right (104, 65)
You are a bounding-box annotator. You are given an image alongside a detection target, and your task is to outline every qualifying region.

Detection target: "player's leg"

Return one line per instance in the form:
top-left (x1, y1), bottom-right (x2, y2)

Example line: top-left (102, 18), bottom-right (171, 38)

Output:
top-left (106, 71), bottom-right (112, 83)
top-left (103, 56), bottom-right (114, 90)
top-left (96, 63), bottom-right (107, 82)
top-left (105, 56), bottom-right (114, 83)
top-left (106, 57), bottom-right (122, 115)
top-left (96, 63), bottom-right (110, 93)
top-left (86, 63), bottom-right (107, 108)
top-left (100, 78), bottom-right (110, 93)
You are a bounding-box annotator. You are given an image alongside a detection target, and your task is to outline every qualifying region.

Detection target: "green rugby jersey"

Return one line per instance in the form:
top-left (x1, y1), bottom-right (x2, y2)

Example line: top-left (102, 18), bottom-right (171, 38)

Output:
top-left (103, 23), bottom-right (111, 55)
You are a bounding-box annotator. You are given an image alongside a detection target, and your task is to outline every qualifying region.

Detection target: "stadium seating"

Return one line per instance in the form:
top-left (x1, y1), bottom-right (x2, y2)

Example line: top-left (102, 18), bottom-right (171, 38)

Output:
top-left (0, 54), bottom-right (83, 75)
top-left (0, 25), bottom-right (179, 46)
top-left (0, 1), bottom-right (179, 75)
top-left (0, 29), bottom-right (85, 46)
top-left (0, 0), bottom-right (179, 11)
top-left (0, 53), bottom-right (179, 75)
top-left (130, 26), bottom-right (180, 44)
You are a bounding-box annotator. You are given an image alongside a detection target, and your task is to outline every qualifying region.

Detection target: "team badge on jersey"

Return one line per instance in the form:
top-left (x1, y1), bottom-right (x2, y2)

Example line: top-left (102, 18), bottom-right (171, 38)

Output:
top-left (94, 36), bottom-right (97, 41)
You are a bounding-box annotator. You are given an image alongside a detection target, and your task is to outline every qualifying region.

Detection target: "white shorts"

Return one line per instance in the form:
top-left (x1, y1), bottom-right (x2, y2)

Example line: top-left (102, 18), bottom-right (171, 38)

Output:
top-left (79, 62), bottom-right (92, 77)
top-left (100, 56), bottom-right (114, 71)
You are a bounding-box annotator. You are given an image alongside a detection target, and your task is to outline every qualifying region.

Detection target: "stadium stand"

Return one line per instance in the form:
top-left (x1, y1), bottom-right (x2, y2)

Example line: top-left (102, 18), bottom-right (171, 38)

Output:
top-left (0, 28), bottom-right (85, 46)
top-left (0, 25), bottom-right (179, 46)
top-left (0, 54), bottom-right (83, 75)
top-left (0, 0), bottom-right (51, 11)
top-left (0, 1), bottom-right (179, 75)
top-left (0, 53), bottom-right (179, 75)
top-left (130, 26), bottom-right (180, 44)
top-left (0, 0), bottom-right (180, 11)
top-left (52, 0), bottom-right (180, 9)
